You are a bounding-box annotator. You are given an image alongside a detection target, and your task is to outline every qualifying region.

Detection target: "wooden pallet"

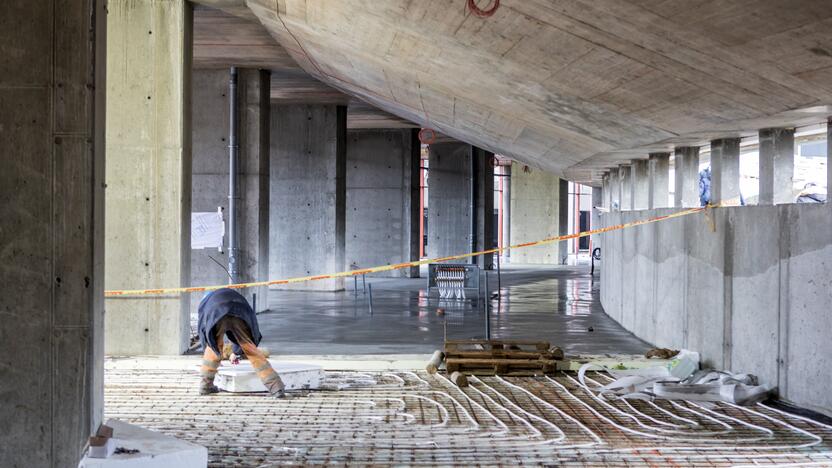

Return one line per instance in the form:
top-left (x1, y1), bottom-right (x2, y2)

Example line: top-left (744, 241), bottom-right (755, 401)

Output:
top-left (442, 339), bottom-right (563, 376)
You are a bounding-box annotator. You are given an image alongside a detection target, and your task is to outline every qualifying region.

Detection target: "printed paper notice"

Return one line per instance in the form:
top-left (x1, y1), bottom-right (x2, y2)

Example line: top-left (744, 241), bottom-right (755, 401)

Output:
top-left (192, 211), bottom-right (225, 250)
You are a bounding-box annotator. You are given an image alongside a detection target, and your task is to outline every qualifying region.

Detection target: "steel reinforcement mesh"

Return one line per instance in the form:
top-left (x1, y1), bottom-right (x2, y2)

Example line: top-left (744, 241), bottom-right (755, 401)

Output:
top-left (104, 369), bottom-right (832, 466)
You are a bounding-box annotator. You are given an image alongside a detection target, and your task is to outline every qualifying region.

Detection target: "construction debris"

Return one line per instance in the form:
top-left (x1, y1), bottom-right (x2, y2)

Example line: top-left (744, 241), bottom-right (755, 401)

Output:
top-left (425, 350), bottom-right (444, 374)
top-left (449, 371), bottom-right (469, 387)
top-left (443, 339), bottom-right (563, 376)
top-left (645, 347), bottom-right (679, 359)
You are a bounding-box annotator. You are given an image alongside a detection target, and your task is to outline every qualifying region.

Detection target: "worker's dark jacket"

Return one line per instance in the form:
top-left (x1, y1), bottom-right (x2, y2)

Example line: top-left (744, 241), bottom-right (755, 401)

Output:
top-left (197, 288), bottom-right (262, 355)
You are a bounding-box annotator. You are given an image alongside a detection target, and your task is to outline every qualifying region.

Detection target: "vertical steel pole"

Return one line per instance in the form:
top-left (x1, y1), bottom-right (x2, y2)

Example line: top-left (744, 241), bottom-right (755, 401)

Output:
top-left (227, 67), bottom-right (240, 284)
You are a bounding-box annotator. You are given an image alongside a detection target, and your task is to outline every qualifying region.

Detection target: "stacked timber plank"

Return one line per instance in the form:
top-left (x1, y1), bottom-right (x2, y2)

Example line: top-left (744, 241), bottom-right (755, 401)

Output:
top-left (443, 340), bottom-right (564, 376)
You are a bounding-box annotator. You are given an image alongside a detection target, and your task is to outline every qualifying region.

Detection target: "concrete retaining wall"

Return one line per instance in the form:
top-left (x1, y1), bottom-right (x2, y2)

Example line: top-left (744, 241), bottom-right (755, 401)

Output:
top-left (600, 204), bottom-right (832, 416)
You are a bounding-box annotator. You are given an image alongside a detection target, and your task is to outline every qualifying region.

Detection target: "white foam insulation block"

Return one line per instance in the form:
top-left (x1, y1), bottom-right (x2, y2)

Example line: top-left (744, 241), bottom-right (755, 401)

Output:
top-left (214, 360), bottom-right (323, 392)
top-left (78, 419), bottom-right (207, 468)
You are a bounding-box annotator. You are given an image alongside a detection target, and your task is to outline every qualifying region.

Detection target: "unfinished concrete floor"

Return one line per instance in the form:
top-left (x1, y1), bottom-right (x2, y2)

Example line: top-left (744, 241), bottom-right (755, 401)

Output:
top-left (105, 360), bottom-right (832, 466)
top-left (256, 264), bottom-right (650, 355)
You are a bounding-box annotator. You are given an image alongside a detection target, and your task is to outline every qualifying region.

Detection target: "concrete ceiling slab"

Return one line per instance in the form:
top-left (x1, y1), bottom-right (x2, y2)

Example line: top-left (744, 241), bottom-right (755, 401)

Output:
top-left (195, 0), bottom-right (832, 184)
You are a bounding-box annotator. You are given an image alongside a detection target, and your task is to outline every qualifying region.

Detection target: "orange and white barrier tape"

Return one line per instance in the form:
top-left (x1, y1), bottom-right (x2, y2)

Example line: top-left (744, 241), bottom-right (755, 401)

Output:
top-left (104, 206), bottom-right (708, 297)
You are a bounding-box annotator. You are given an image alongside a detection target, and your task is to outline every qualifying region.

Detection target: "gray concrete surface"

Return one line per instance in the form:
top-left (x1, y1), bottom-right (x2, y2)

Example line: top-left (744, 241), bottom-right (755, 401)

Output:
top-left (710, 138), bottom-right (741, 205)
top-left (191, 68), bottom-right (270, 312)
top-left (269, 104), bottom-right (347, 290)
top-left (426, 141), bottom-right (494, 268)
top-left (674, 146), bottom-right (700, 207)
top-left (509, 163), bottom-right (561, 264)
top-left (649, 152), bottom-right (670, 209)
top-left (258, 264), bottom-right (650, 355)
top-left (346, 129), bottom-right (420, 277)
top-left (620, 164), bottom-right (633, 210)
top-left (0, 0), bottom-right (105, 465)
top-left (759, 128), bottom-right (795, 205)
top-left (600, 203), bottom-right (832, 417)
top-left (105, 0), bottom-right (193, 355)
top-left (632, 159), bottom-right (649, 210)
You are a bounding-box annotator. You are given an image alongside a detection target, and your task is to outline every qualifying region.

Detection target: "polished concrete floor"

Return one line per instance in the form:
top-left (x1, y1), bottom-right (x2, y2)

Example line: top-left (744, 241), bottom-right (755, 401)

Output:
top-left (258, 263), bottom-right (650, 355)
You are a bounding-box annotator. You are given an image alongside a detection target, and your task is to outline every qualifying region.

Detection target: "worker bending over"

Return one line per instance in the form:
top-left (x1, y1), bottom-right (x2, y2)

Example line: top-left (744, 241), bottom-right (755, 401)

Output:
top-left (197, 288), bottom-right (288, 397)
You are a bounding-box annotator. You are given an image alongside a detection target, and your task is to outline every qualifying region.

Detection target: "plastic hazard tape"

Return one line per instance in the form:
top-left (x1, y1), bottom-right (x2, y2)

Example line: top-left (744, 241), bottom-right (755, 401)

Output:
top-left (104, 206), bottom-right (707, 297)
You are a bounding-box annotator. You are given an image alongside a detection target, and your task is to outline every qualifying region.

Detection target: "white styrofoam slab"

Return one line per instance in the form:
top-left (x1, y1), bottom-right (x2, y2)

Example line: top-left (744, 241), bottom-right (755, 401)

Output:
top-left (78, 419), bottom-right (207, 468)
top-left (213, 360), bottom-right (323, 392)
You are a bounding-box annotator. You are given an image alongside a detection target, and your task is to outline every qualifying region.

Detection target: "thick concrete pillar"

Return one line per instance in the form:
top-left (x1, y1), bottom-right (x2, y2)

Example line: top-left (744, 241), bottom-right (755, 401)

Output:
top-left (602, 172), bottom-right (611, 210)
top-left (674, 146), bottom-right (700, 207)
top-left (632, 159), bottom-right (649, 210)
top-left (648, 152), bottom-right (670, 209)
top-left (105, 0), bottom-right (193, 355)
top-left (609, 167), bottom-right (620, 211)
top-left (0, 0), bottom-right (105, 465)
top-left (759, 128), bottom-right (795, 205)
top-left (270, 104), bottom-right (347, 290)
top-left (501, 165), bottom-right (511, 261)
top-left (590, 186), bottom-right (603, 249)
top-left (619, 165), bottom-right (633, 210)
top-left (508, 164), bottom-right (561, 263)
top-left (558, 179), bottom-right (569, 263)
top-left (191, 69), bottom-right (270, 312)
top-left (710, 138), bottom-right (741, 205)
top-left (346, 129), bottom-right (420, 277)
top-left (828, 117), bottom-right (832, 204)
top-left (473, 147), bottom-right (496, 269)
top-left (427, 142), bottom-right (493, 268)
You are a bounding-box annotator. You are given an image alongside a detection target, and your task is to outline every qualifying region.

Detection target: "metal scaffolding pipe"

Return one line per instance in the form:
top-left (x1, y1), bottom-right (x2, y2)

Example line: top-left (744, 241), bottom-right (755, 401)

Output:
top-left (227, 67), bottom-right (240, 283)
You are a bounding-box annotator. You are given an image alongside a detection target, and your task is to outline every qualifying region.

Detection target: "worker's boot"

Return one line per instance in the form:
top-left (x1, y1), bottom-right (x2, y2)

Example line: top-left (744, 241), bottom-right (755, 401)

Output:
top-left (199, 383), bottom-right (220, 395)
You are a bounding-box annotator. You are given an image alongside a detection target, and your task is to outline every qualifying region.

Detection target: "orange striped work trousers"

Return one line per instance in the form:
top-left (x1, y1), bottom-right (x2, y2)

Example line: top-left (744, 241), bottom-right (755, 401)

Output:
top-left (200, 316), bottom-right (284, 395)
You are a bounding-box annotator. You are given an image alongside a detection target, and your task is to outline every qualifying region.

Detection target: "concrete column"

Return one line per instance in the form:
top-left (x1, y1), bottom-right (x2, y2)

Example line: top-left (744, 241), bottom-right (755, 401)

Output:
top-left (590, 186), bottom-right (603, 249)
top-left (508, 164), bottom-right (561, 263)
top-left (105, 0), bottom-right (193, 355)
top-left (619, 165), bottom-right (633, 210)
top-left (558, 179), bottom-right (569, 263)
top-left (191, 69), bottom-right (270, 312)
top-left (674, 146), bottom-right (700, 207)
top-left (0, 0), bottom-right (105, 465)
top-left (609, 167), bottom-right (620, 211)
top-left (759, 128), bottom-right (795, 205)
top-left (632, 159), bottom-right (649, 210)
top-left (828, 117), bottom-right (832, 204)
top-left (473, 147), bottom-right (496, 269)
top-left (648, 152), bottom-right (670, 209)
top-left (346, 129), bottom-right (420, 277)
top-left (602, 172), bottom-right (611, 210)
top-left (501, 165), bottom-right (511, 261)
top-left (270, 104), bottom-right (347, 290)
top-left (426, 142), bottom-right (493, 268)
top-left (710, 138), bottom-right (741, 205)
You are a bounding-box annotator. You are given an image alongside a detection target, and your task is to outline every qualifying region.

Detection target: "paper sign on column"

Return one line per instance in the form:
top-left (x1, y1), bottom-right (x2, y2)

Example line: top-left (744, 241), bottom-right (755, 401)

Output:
top-left (192, 209), bottom-right (225, 250)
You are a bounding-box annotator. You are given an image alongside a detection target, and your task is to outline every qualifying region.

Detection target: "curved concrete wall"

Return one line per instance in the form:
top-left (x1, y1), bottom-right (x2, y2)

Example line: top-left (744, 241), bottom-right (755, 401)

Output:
top-left (600, 204), bottom-right (832, 416)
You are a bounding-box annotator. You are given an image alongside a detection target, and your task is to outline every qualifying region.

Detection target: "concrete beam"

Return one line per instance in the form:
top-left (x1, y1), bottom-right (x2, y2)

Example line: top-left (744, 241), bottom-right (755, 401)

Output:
top-left (619, 165), bottom-right (633, 211)
top-left (105, 0), bottom-right (193, 355)
top-left (509, 164), bottom-right (561, 264)
top-left (710, 138), bottom-right (741, 205)
top-left (191, 68), bottom-right (270, 312)
top-left (346, 129), bottom-right (420, 277)
top-left (632, 159), bottom-right (649, 210)
top-left (0, 0), bottom-right (105, 465)
top-left (648, 152), bottom-right (670, 209)
top-left (758, 128), bottom-right (795, 205)
top-left (674, 147), bottom-right (700, 207)
top-left (269, 104), bottom-right (347, 291)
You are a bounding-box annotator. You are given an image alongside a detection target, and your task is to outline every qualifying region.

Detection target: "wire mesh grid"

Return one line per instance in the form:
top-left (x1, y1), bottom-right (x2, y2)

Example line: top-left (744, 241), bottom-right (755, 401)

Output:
top-left (104, 368), bottom-right (832, 467)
